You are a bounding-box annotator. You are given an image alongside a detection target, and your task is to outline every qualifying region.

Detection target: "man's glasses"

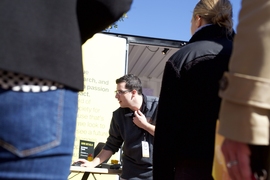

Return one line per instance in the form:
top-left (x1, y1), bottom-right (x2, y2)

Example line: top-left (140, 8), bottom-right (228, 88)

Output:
top-left (115, 90), bottom-right (130, 95)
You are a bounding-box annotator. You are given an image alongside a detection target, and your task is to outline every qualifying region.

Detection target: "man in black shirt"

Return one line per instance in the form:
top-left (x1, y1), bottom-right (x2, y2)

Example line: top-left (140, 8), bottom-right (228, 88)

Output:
top-left (75, 74), bottom-right (158, 180)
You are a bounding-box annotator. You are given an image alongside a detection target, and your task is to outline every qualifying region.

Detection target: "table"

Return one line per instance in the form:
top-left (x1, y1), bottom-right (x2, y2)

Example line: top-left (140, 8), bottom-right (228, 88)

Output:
top-left (70, 166), bottom-right (122, 180)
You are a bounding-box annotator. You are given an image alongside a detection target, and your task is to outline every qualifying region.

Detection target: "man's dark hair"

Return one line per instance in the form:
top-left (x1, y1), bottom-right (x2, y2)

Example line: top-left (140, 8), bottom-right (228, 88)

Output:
top-left (116, 74), bottom-right (142, 95)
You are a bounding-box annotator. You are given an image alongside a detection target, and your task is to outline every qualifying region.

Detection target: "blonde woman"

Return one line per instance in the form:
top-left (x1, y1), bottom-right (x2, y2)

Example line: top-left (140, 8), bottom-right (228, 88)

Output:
top-left (153, 0), bottom-right (234, 179)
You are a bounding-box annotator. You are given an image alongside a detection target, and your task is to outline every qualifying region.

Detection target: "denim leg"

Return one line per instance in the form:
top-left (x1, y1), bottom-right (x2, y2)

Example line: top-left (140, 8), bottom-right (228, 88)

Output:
top-left (0, 88), bottom-right (78, 180)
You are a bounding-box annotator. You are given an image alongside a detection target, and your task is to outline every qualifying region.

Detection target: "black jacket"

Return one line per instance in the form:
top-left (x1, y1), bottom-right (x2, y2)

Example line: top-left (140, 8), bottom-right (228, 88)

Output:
top-left (0, 0), bottom-right (132, 90)
top-left (104, 95), bottom-right (158, 180)
top-left (153, 25), bottom-right (234, 180)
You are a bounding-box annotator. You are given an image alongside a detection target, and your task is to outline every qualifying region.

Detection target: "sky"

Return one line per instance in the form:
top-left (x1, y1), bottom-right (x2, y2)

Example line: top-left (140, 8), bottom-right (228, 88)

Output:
top-left (109, 0), bottom-right (242, 42)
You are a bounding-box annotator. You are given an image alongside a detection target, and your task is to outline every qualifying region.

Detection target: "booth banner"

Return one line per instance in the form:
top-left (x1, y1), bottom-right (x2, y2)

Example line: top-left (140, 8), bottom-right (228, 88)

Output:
top-left (70, 34), bottom-right (127, 180)
top-left (212, 121), bottom-right (231, 180)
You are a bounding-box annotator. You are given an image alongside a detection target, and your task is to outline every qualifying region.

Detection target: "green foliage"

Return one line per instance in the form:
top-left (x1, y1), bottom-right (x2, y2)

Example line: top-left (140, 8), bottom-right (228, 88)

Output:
top-left (105, 14), bottom-right (127, 31)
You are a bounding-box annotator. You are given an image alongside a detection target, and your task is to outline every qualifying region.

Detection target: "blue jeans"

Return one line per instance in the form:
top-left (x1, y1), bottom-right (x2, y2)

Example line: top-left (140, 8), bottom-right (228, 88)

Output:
top-left (0, 88), bottom-right (78, 180)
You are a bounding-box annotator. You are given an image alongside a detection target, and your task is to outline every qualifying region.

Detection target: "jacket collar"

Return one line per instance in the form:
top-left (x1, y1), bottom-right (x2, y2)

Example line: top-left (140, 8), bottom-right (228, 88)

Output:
top-left (189, 24), bottom-right (234, 44)
top-left (140, 94), bottom-right (148, 114)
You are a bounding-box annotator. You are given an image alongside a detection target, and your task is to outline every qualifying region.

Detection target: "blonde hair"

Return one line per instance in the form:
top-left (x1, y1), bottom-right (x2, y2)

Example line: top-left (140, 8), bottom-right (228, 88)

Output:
top-left (193, 0), bottom-right (233, 34)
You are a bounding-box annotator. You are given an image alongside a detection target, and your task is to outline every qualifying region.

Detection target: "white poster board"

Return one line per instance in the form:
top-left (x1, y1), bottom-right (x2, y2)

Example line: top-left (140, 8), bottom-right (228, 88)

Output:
top-left (71, 33), bottom-right (127, 180)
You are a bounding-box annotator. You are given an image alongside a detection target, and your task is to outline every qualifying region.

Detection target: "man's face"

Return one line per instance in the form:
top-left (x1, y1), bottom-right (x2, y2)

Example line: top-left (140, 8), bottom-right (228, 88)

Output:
top-left (115, 82), bottom-right (132, 108)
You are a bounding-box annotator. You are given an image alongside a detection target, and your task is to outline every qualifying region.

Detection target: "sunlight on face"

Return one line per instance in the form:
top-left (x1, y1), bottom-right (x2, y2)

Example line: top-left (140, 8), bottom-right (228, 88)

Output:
top-left (115, 82), bottom-right (132, 108)
top-left (190, 16), bottom-right (197, 36)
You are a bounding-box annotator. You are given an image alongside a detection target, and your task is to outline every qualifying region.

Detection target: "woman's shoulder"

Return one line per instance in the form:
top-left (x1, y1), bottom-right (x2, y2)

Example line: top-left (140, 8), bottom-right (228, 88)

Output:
top-left (170, 40), bottom-right (217, 60)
